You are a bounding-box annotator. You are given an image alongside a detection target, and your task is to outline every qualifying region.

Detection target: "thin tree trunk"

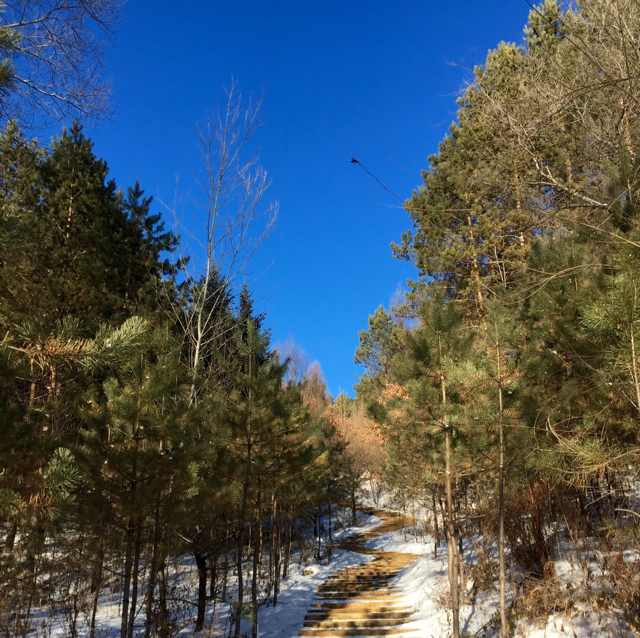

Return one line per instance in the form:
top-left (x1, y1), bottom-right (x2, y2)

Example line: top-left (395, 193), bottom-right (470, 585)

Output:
top-left (327, 499), bottom-right (333, 561)
top-left (120, 518), bottom-right (135, 638)
top-left (194, 551), bottom-right (208, 631)
top-left (496, 333), bottom-right (508, 637)
top-left (315, 507), bottom-right (322, 561)
top-left (235, 329), bottom-right (255, 638)
top-left (251, 494), bottom-right (262, 638)
top-left (234, 478), bottom-right (250, 638)
top-left (222, 537), bottom-right (229, 601)
top-left (89, 540), bottom-right (104, 638)
top-left (23, 511), bottom-right (44, 638)
top-left (268, 494), bottom-right (278, 602)
top-left (431, 489), bottom-right (439, 559)
top-left (273, 514), bottom-right (282, 607)
top-left (126, 518), bottom-right (143, 638)
top-left (158, 558), bottom-right (169, 638)
top-left (282, 519), bottom-right (292, 580)
top-left (4, 520), bottom-right (17, 554)
top-left (439, 337), bottom-right (460, 638)
top-left (466, 214), bottom-right (484, 315)
top-left (144, 504), bottom-right (161, 638)
top-left (444, 424), bottom-right (460, 638)
top-left (123, 373), bottom-right (142, 638)
top-left (210, 551), bottom-right (218, 601)
top-left (70, 538), bottom-right (85, 638)
top-left (350, 483), bottom-right (357, 525)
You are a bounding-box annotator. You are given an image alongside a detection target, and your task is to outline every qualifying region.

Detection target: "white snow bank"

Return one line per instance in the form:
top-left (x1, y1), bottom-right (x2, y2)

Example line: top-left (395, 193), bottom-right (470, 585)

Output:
top-left (517, 608), bottom-right (635, 638)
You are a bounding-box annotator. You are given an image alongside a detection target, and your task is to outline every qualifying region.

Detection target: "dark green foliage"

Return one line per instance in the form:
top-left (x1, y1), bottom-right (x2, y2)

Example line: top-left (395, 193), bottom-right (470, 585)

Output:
top-left (0, 122), bottom-right (177, 334)
top-left (358, 0), bottom-right (640, 631)
top-left (0, 121), bottom-right (349, 636)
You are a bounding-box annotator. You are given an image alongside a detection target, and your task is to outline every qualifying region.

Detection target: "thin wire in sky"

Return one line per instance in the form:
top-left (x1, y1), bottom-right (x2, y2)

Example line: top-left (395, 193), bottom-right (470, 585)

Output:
top-left (350, 157), bottom-right (402, 202)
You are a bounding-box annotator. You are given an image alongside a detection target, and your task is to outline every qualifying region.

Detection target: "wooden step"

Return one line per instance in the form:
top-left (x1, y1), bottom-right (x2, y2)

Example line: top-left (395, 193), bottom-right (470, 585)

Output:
top-left (299, 628), bottom-right (416, 636)
top-left (316, 594), bottom-right (403, 600)
top-left (328, 574), bottom-right (396, 583)
top-left (305, 611), bottom-right (414, 620)
top-left (304, 619), bottom-right (409, 629)
top-left (324, 580), bottom-right (398, 586)
top-left (317, 591), bottom-right (402, 597)
top-left (299, 511), bottom-right (420, 638)
top-left (320, 587), bottom-right (399, 591)
top-left (316, 593), bottom-right (402, 600)
top-left (321, 579), bottom-right (396, 585)
top-left (316, 591), bottom-right (403, 595)
top-left (312, 604), bottom-right (413, 612)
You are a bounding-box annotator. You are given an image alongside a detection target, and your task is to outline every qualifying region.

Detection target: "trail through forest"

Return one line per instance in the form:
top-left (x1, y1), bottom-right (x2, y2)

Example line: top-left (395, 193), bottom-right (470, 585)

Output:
top-left (298, 512), bottom-right (419, 638)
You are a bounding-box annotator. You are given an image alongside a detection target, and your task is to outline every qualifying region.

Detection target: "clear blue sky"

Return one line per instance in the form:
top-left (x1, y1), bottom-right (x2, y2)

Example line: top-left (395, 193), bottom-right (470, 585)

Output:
top-left (85, 1), bottom-right (531, 396)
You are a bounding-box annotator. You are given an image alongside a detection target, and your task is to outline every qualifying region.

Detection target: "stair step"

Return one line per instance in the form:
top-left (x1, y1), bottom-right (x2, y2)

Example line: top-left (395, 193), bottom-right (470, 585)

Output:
top-left (299, 512), bottom-right (419, 638)
top-left (318, 588), bottom-right (402, 594)
top-left (304, 619), bottom-right (409, 628)
top-left (319, 586), bottom-right (399, 591)
top-left (321, 580), bottom-right (397, 585)
top-left (305, 612), bottom-right (414, 620)
top-left (312, 604), bottom-right (413, 612)
top-left (322, 574), bottom-right (396, 583)
top-left (299, 628), bottom-right (416, 636)
top-left (321, 583), bottom-right (397, 589)
top-left (317, 596), bottom-right (402, 600)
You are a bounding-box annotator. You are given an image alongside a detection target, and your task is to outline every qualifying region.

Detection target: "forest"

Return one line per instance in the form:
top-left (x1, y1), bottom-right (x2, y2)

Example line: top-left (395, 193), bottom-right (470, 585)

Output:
top-left (1, 0), bottom-right (640, 637)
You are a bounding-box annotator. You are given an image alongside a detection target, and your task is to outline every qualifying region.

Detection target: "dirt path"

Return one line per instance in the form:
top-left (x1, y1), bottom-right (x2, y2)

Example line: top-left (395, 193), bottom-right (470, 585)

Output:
top-left (298, 511), bottom-right (420, 637)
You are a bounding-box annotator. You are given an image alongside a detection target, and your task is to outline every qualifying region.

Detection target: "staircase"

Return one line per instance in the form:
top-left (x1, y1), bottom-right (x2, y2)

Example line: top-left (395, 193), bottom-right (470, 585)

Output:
top-left (298, 512), bottom-right (419, 637)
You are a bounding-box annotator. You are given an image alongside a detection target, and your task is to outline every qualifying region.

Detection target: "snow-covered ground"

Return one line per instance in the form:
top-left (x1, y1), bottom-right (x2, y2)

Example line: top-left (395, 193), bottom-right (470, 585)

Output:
top-left (354, 520), bottom-right (637, 638)
top-left (254, 513), bottom-right (380, 638)
top-left (29, 507), bottom-right (638, 637)
top-left (213, 519), bottom-right (637, 638)
top-left (29, 511), bottom-right (380, 637)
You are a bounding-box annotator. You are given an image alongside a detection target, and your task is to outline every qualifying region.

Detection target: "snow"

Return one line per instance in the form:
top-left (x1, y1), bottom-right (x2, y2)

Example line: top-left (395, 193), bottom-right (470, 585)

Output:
top-left (518, 609), bottom-right (635, 638)
top-left (350, 517), bottom-right (501, 638)
top-left (28, 507), bottom-right (638, 637)
top-left (199, 519), bottom-right (634, 637)
top-left (255, 519), bottom-right (376, 638)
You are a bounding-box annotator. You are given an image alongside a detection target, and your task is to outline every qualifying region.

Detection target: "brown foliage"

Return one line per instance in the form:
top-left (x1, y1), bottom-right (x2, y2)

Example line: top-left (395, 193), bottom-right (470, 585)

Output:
top-left (328, 402), bottom-right (385, 478)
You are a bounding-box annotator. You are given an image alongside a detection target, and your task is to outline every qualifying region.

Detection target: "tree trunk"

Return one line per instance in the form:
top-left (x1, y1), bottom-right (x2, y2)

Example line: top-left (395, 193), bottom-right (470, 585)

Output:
top-left (268, 494), bottom-right (278, 603)
top-left (282, 519), bottom-right (292, 580)
top-left (251, 499), bottom-right (262, 638)
top-left (4, 520), bottom-right (17, 554)
top-left (144, 504), bottom-right (161, 638)
top-left (89, 537), bottom-right (104, 638)
top-left (126, 518), bottom-right (143, 638)
top-left (315, 507), bottom-right (322, 561)
top-left (496, 335), bottom-right (508, 637)
top-left (444, 426), bottom-right (460, 638)
top-left (210, 551), bottom-right (218, 601)
top-left (70, 538), bottom-right (85, 638)
top-left (234, 475), bottom-right (250, 638)
top-left (158, 559), bottom-right (169, 638)
top-left (23, 512), bottom-right (45, 637)
top-left (222, 541), bottom-right (229, 601)
top-left (440, 355), bottom-right (460, 638)
top-left (327, 500), bottom-right (333, 561)
top-left (273, 516), bottom-right (282, 607)
top-left (431, 489), bottom-right (439, 559)
top-left (194, 551), bottom-right (208, 632)
top-left (350, 483), bottom-right (357, 525)
top-left (120, 518), bottom-right (134, 638)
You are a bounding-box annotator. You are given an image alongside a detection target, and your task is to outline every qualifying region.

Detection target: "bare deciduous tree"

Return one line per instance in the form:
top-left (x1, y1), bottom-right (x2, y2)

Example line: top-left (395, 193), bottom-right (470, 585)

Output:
top-left (0, 0), bottom-right (119, 123)
top-left (167, 82), bottom-right (278, 404)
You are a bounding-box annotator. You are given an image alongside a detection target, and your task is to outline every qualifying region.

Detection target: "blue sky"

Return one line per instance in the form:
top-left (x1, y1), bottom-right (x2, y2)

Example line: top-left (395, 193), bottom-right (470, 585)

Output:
top-left (85, 1), bottom-right (531, 396)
